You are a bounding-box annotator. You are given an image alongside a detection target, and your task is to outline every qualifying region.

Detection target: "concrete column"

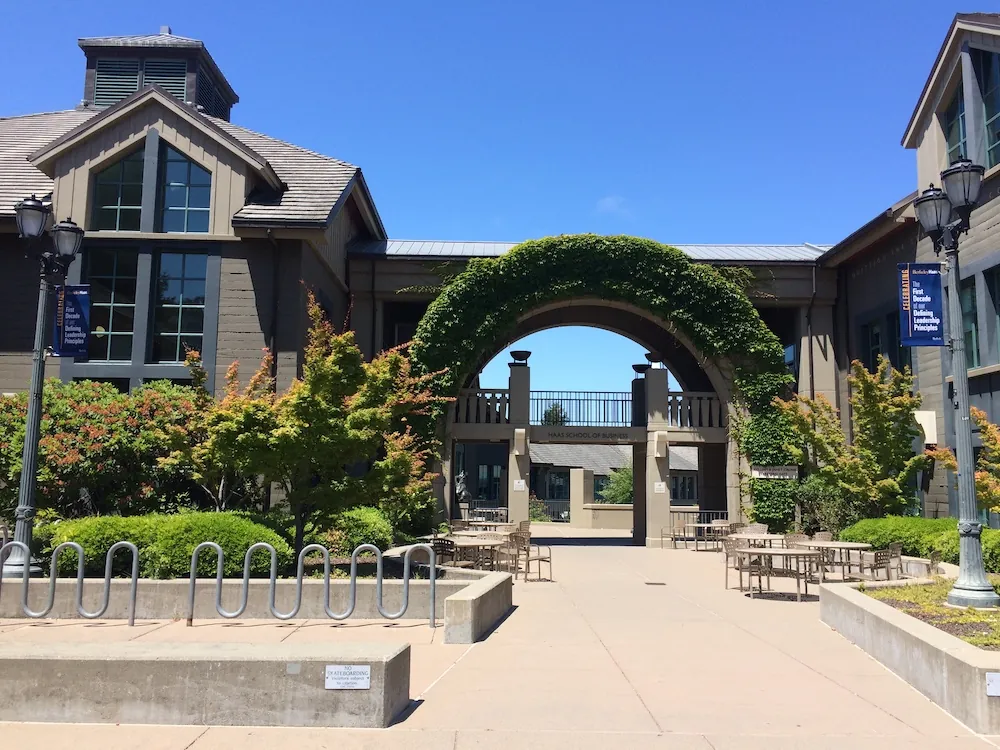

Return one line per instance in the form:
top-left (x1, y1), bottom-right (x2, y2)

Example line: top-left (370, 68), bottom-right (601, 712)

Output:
top-left (644, 368), bottom-right (671, 547)
top-left (632, 442), bottom-right (646, 544)
top-left (798, 304), bottom-right (837, 404)
top-left (507, 360), bottom-right (530, 523)
top-left (962, 42), bottom-right (988, 169)
top-left (569, 467), bottom-right (594, 528)
top-left (439, 435), bottom-right (453, 523)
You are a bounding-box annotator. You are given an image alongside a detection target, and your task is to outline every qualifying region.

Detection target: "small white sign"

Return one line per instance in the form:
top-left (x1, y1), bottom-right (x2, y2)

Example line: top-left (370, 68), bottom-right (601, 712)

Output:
top-left (653, 481), bottom-right (667, 494)
top-left (513, 479), bottom-right (526, 492)
top-left (987, 672), bottom-right (1000, 697)
top-left (325, 664), bottom-right (371, 690)
top-left (750, 465), bottom-right (799, 480)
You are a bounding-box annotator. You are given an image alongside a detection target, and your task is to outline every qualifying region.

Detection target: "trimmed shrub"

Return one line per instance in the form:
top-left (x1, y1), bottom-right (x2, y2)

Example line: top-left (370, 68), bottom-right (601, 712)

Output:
top-left (330, 507), bottom-right (393, 555)
top-left (836, 516), bottom-right (1000, 572)
top-left (37, 512), bottom-right (293, 578)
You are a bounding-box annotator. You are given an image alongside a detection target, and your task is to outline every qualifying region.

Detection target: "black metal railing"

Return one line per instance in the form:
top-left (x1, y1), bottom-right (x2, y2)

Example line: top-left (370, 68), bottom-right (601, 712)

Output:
top-left (530, 391), bottom-right (633, 427)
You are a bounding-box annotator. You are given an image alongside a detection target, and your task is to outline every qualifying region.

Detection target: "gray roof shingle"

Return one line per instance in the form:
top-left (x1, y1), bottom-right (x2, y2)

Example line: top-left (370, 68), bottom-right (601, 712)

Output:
top-left (351, 240), bottom-right (830, 262)
top-left (78, 32), bottom-right (204, 49)
top-left (529, 443), bottom-right (697, 475)
top-left (0, 105), bottom-right (359, 227)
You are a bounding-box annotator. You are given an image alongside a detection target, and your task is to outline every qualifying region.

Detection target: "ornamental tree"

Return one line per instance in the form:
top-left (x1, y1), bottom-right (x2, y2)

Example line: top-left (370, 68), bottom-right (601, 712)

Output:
top-left (541, 403), bottom-right (569, 426)
top-left (929, 407), bottom-right (1000, 514)
top-left (774, 354), bottom-right (930, 532)
top-left (598, 463), bottom-right (634, 504)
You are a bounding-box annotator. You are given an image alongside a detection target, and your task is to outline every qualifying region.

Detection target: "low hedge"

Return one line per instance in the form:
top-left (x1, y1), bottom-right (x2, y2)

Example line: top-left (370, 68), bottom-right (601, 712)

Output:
top-left (35, 512), bottom-right (293, 578)
top-left (329, 507), bottom-right (393, 555)
top-left (838, 516), bottom-right (1000, 572)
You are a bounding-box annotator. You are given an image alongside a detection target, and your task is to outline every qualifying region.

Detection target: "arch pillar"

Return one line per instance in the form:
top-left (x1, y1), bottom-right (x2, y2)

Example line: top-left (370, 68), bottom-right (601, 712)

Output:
top-left (643, 368), bottom-right (671, 546)
top-left (507, 359), bottom-right (531, 524)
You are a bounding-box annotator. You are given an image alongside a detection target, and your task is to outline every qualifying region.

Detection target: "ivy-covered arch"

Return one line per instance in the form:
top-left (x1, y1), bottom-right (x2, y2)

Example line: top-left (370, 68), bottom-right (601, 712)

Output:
top-left (409, 234), bottom-right (799, 529)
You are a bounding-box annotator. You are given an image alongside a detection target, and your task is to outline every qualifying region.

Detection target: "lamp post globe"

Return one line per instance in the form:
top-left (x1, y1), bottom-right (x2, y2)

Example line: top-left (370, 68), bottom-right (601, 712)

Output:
top-left (913, 185), bottom-right (952, 242)
top-left (14, 195), bottom-right (50, 240)
top-left (51, 218), bottom-right (85, 259)
top-left (941, 157), bottom-right (985, 224)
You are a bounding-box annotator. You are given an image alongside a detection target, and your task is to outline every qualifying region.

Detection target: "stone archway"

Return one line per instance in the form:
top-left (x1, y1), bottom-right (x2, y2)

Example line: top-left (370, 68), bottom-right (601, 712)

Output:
top-left (409, 234), bottom-right (795, 543)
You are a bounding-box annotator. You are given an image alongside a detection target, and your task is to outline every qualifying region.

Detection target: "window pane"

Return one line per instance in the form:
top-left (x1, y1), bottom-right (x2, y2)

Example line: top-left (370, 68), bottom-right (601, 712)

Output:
top-left (90, 278), bottom-right (112, 304)
top-left (159, 253), bottom-right (184, 278)
top-left (118, 209), bottom-right (140, 231)
top-left (186, 210), bottom-right (209, 233)
top-left (122, 155), bottom-right (144, 183)
top-left (120, 183), bottom-right (142, 208)
top-left (96, 209), bottom-right (119, 231)
top-left (183, 254), bottom-right (208, 278)
top-left (161, 209), bottom-right (185, 233)
top-left (96, 183), bottom-right (119, 208)
top-left (180, 335), bottom-right (203, 356)
top-left (164, 160), bottom-right (188, 185)
top-left (88, 248), bottom-right (117, 277)
top-left (180, 307), bottom-right (204, 334)
top-left (165, 146), bottom-right (185, 162)
top-left (101, 161), bottom-right (122, 181)
top-left (164, 184), bottom-right (187, 209)
top-left (152, 335), bottom-right (179, 363)
top-left (88, 333), bottom-right (109, 360)
top-left (90, 305), bottom-right (110, 335)
top-left (188, 186), bottom-right (210, 209)
top-left (961, 278), bottom-right (980, 369)
top-left (113, 276), bottom-right (136, 305)
top-left (109, 334), bottom-right (132, 361)
top-left (190, 164), bottom-right (211, 186)
top-left (116, 251), bottom-right (138, 277)
top-left (155, 307), bottom-right (180, 334)
top-left (111, 306), bottom-right (134, 333)
top-left (182, 279), bottom-right (206, 304)
top-left (158, 279), bottom-right (182, 305)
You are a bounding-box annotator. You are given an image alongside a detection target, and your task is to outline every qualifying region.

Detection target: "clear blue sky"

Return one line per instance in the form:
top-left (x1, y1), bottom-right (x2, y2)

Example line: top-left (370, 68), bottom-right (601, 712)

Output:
top-left (0, 1), bottom-right (961, 389)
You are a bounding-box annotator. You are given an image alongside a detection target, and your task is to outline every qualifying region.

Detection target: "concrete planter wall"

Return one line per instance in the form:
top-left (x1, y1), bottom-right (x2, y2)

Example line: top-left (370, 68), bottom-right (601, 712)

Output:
top-left (821, 580), bottom-right (1000, 733)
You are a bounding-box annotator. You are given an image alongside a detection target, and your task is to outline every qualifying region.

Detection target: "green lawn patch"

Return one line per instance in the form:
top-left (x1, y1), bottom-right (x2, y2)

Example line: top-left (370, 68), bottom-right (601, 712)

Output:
top-left (866, 577), bottom-right (1000, 649)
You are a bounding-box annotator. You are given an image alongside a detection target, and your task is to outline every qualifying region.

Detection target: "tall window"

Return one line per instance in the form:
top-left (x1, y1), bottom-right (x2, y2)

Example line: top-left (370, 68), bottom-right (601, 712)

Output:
top-left (159, 146), bottom-right (211, 233)
top-left (671, 475), bottom-right (697, 502)
top-left (886, 311), bottom-right (912, 372)
top-left (546, 470), bottom-right (570, 501)
top-left (961, 277), bottom-right (980, 369)
top-left (93, 150), bottom-right (143, 231)
top-left (944, 82), bottom-right (968, 163)
top-left (974, 49), bottom-right (1000, 168)
top-left (151, 253), bottom-right (207, 362)
top-left (862, 320), bottom-right (883, 372)
top-left (84, 248), bottom-right (138, 361)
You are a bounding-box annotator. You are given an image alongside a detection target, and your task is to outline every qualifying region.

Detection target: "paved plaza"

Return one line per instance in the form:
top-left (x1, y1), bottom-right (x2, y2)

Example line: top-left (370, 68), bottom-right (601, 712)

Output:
top-left (1, 524), bottom-right (996, 748)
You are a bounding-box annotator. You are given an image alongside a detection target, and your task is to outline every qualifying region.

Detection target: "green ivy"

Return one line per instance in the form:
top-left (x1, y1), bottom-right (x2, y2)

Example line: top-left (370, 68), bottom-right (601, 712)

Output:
top-left (407, 234), bottom-right (798, 518)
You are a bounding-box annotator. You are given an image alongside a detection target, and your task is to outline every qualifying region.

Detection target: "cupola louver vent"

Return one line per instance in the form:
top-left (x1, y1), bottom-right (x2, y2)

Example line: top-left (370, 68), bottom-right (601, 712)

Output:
top-left (142, 59), bottom-right (187, 100)
top-left (94, 58), bottom-right (140, 107)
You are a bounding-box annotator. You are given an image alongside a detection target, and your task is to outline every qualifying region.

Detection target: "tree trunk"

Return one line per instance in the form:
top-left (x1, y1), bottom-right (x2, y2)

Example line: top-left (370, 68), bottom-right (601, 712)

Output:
top-left (294, 504), bottom-right (309, 556)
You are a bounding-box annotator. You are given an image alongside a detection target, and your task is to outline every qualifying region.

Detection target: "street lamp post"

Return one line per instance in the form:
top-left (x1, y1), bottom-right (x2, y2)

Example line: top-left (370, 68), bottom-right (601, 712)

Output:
top-left (914, 158), bottom-right (1000, 608)
top-left (1, 196), bottom-right (84, 578)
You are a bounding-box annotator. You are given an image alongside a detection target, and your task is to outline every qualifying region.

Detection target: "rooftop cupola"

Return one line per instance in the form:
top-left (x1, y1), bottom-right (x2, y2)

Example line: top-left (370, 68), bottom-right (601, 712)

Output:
top-left (78, 26), bottom-right (239, 120)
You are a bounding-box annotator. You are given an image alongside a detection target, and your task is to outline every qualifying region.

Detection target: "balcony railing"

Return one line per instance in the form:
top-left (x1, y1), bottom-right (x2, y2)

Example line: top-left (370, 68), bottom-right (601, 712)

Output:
top-left (530, 391), bottom-right (633, 427)
top-left (454, 389), bottom-right (510, 424)
top-left (665, 392), bottom-right (726, 428)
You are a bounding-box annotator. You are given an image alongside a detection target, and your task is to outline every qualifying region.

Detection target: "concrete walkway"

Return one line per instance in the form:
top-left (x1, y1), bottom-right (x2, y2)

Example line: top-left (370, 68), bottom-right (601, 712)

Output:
top-left (2, 523), bottom-right (996, 748)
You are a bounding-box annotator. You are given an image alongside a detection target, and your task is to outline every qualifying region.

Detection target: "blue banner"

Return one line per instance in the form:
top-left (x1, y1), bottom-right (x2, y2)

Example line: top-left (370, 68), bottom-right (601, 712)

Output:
top-left (53, 284), bottom-right (90, 357)
top-left (898, 263), bottom-right (945, 347)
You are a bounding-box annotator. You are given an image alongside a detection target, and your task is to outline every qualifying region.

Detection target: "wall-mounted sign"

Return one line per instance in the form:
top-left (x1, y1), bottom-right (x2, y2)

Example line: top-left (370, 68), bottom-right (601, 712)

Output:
top-left (898, 263), bottom-right (945, 347)
top-left (325, 664), bottom-right (371, 690)
top-left (533, 427), bottom-right (639, 444)
top-left (750, 465), bottom-right (798, 480)
top-left (52, 284), bottom-right (90, 357)
top-left (513, 479), bottom-right (526, 492)
top-left (653, 481), bottom-right (667, 494)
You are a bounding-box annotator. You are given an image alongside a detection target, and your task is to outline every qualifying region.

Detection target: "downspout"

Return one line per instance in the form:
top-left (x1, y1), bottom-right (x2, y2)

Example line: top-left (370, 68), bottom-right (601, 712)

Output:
top-left (267, 229), bottom-right (280, 383)
top-left (807, 263), bottom-right (817, 399)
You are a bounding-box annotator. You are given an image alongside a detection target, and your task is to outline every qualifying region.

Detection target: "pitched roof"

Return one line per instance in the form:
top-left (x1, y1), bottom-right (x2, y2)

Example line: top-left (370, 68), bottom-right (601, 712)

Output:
top-left (902, 13), bottom-right (1000, 148)
top-left (351, 239), bottom-right (830, 263)
top-left (0, 110), bottom-right (95, 218)
top-left (529, 443), bottom-right (697, 475)
top-left (0, 93), bottom-right (366, 229)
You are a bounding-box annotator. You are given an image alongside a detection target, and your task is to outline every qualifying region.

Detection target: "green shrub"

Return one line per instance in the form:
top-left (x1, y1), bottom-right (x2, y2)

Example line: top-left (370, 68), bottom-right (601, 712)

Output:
top-left (36, 512), bottom-right (293, 578)
top-left (748, 478), bottom-right (797, 533)
top-left (835, 516), bottom-right (1000, 571)
top-left (330, 507), bottom-right (393, 555)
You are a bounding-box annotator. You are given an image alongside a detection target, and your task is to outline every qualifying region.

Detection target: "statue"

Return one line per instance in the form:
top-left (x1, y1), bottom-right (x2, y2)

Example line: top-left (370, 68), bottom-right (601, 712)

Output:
top-left (455, 470), bottom-right (471, 504)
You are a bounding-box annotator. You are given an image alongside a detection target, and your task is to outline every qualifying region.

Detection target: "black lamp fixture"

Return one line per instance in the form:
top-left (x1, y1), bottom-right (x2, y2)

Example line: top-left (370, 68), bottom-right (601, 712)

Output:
top-left (14, 195), bottom-right (50, 239)
top-left (913, 157), bottom-right (985, 247)
top-left (510, 350), bottom-right (531, 364)
top-left (632, 363), bottom-right (650, 376)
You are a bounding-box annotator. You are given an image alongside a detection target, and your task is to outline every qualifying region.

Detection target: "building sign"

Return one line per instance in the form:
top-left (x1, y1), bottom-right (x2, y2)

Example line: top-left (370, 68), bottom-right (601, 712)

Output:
top-left (898, 263), bottom-right (945, 347)
top-left (533, 427), bottom-right (639, 444)
top-left (324, 664), bottom-right (371, 690)
top-left (52, 285), bottom-right (90, 357)
top-left (750, 465), bottom-right (798, 480)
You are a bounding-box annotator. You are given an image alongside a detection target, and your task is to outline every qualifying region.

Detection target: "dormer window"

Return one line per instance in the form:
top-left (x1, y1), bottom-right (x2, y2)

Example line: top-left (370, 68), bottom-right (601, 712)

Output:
top-left (93, 149), bottom-right (144, 231)
top-left (159, 146), bottom-right (211, 233)
top-left (944, 82), bottom-right (967, 163)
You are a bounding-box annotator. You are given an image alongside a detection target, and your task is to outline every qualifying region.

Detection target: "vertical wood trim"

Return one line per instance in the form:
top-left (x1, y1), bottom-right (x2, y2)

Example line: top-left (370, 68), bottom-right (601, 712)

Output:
top-left (962, 42), bottom-right (987, 168)
top-left (130, 246), bottom-right (154, 389)
top-left (202, 253), bottom-right (221, 393)
top-left (139, 128), bottom-right (160, 233)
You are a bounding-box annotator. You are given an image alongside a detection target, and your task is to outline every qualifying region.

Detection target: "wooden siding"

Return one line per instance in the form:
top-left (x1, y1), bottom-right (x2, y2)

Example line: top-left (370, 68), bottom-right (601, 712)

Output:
top-left (313, 194), bottom-right (363, 285)
top-left (50, 99), bottom-right (252, 237)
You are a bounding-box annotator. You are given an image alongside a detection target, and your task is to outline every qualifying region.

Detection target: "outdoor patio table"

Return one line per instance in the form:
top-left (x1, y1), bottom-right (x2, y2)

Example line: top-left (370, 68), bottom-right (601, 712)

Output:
top-left (736, 547), bottom-right (822, 602)
top-left (468, 521), bottom-right (506, 531)
top-left (448, 537), bottom-right (504, 569)
top-left (683, 522), bottom-right (730, 551)
top-left (799, 540), bottom-right (872, 580)
top-left (727, 532), bottom-right (784, 548)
